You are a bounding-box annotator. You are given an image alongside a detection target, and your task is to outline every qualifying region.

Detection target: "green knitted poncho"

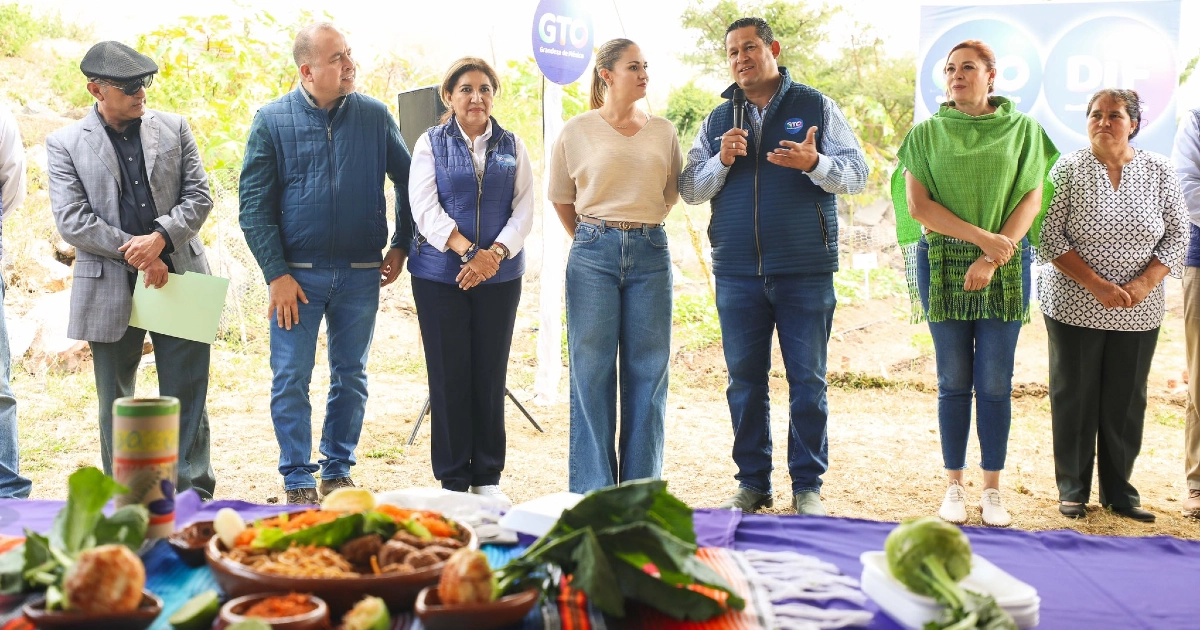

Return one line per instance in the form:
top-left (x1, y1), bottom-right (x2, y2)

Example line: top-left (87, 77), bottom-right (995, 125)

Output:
top-left (891, 97), bottom-right (1058, 323)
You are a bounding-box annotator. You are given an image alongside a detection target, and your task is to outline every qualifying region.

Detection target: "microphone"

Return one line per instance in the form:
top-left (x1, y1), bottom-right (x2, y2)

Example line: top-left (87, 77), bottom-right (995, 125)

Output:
top-left (732, 88), bottom-right (746, 131)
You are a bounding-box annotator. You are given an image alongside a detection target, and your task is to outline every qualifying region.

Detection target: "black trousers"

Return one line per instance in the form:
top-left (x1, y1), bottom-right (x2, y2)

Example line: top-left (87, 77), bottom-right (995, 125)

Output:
top-left (411, 276), bottom-right (522, 491)
top-left (90, 326), bottom-right (216, 499)
top-left (1045, 315), bottom-right (1159, 508)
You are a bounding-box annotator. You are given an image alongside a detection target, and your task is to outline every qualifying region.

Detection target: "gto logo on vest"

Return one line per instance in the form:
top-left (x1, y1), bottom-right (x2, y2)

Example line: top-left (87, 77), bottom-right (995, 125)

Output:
top-left (532, 0), bottom-right (594, 85)
top-left (785, 118), bottom-right (805, 134)
top-left (914, 1), bottom-right (1180, 155)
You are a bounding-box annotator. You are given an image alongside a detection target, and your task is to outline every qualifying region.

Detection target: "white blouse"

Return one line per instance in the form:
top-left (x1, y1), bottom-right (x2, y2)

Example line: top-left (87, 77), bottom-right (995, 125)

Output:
top-left (408, 118), bottom-right (535, 256)
top-left (1037, 148), bottom-right (1189, 331)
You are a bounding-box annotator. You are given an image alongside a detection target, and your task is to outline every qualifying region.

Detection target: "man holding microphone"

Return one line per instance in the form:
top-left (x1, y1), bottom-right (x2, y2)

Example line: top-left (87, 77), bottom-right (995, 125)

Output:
top-left (679, 17), bottom-right (868, 515)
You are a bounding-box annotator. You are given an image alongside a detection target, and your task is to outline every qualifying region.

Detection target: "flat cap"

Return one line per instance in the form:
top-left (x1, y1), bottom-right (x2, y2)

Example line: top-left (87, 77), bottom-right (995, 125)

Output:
top-left (79, 41), bottom-right (158, 81)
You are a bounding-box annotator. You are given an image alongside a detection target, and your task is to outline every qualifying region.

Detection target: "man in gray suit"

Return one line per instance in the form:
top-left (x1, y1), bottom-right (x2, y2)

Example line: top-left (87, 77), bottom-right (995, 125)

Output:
top-left (46, 41), bottom-right (216, 498)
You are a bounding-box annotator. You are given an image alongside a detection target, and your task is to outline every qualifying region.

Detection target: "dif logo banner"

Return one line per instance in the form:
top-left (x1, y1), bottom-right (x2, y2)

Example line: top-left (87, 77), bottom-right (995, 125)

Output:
top-left (532, 0), bottom-right (594, 85)
top-left (916, 2), bottom-right (1180, 154)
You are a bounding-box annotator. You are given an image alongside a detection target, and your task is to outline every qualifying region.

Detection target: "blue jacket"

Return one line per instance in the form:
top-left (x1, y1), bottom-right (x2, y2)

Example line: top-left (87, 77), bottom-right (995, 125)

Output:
top-left (407, 116), bottom-right (525, 285)
top-left (706, 72), bottom-right (839, 276)
top-left (239, 88), bottom-right (411, 283)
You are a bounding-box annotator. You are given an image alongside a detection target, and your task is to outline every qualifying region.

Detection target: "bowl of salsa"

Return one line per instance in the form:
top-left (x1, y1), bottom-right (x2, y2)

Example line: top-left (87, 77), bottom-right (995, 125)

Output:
top-left (217, 592), bottom-right (330, 630)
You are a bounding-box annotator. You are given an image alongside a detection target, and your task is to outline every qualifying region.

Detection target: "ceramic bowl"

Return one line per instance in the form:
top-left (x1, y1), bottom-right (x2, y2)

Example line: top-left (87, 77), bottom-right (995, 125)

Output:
top-left (414, 587), bottom-right (540, 630)
top-left (22, 590), bottom-right (163, 630)
top-left (217, 592), bottom-right (331, 630)
top-left (167, 520), bottom-right (216, 567)
top-left (206, 522), bottom-right (477, 617)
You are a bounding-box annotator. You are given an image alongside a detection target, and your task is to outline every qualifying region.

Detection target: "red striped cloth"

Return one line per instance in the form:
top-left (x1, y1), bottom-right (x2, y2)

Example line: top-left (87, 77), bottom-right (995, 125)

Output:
top-left (549, 547), bottom-right (770, 630)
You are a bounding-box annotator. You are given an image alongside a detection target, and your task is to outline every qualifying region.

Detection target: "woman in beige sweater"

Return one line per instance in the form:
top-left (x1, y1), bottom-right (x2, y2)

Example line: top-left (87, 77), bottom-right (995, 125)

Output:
top-left (549, 38), bottom-right (682, 494)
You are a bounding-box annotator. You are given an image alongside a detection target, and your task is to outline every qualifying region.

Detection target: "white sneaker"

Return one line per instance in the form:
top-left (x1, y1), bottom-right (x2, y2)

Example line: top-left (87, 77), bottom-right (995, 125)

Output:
top-left (938, 481), bottom-right (968, 524)
top-left (979, 488), bottom-right (1012, 527)
top-left (469, 485), bottom-right (512, 506)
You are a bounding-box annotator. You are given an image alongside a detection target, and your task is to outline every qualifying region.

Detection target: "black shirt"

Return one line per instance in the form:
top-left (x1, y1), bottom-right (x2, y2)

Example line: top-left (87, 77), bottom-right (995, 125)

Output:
top-left (99, 110), bottom-right (175, 282)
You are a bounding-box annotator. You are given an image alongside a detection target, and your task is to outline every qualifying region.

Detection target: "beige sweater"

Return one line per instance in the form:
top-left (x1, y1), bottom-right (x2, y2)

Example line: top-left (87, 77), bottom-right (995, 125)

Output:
top-left (548, 110), bottom-right (682, 224)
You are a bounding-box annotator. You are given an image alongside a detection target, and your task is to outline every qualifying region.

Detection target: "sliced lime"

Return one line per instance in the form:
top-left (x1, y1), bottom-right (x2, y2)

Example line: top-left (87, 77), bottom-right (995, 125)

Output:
top-left (168, 589), bottom-right (220, 630)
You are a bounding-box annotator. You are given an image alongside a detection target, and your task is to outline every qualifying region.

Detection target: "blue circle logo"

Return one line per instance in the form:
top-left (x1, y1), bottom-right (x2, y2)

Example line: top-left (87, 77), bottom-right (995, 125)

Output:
top-left (785, 118), bottom-right (804, 134)
top-left (532, 0), bottom-right (594, 85)
top-left (919, 19), bottom-right (1042, 116)
top-left (1042, 16), bottom-right (1176, 139)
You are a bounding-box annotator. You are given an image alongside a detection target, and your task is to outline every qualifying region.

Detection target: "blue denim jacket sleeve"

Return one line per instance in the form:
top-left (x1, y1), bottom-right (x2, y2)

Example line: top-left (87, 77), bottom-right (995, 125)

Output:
top-left (238, 112), bottom-right (290, 284)
top-left (386, 112), bottom-right (413, 252)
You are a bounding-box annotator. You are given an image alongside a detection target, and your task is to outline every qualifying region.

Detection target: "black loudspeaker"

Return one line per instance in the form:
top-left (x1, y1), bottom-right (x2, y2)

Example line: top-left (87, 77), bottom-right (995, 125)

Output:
top-left (397, 85), bottom-right (446, 151)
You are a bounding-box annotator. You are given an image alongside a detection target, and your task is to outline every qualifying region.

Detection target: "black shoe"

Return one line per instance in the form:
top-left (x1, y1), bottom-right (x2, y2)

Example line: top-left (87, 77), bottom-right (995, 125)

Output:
top-left (1110, 506), bottom-right (1155, 522)
top-left (286, 487), bottom-right (319, 505)
top-left (1059, 502), bottom-right (1087, 519)
top-left (718, 488), bottom-right (773, 512)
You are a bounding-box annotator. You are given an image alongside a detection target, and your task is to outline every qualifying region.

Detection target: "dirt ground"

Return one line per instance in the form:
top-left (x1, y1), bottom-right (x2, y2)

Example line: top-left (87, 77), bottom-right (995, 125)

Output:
top-left (14, 259), bottom-right (1200, 541)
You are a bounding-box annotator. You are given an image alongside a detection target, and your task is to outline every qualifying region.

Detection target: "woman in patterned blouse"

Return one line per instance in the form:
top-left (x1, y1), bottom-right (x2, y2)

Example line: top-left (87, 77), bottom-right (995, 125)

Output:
top-left (1038, 88), bottom-right (1189, 523)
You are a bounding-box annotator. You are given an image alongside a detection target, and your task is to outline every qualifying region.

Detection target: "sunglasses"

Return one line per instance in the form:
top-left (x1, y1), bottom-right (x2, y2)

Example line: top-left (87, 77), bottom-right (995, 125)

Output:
top-left (95, 74), bottom-right (154, 96)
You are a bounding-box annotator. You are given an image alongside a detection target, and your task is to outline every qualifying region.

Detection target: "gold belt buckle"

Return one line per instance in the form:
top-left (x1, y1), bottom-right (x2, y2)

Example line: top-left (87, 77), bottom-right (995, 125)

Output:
top-left (615, 221), bottom-right (636, 230)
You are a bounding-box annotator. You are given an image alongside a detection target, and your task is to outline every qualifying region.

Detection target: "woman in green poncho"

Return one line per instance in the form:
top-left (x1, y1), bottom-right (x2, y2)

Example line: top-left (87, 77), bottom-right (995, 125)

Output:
top-left (892, 40), bottom-right (1057, 528)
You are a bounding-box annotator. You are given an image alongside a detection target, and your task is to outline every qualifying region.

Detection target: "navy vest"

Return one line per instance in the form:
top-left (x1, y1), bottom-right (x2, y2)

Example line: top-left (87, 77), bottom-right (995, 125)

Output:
top-left (707, 69), bottom-right (838, 276)
top-left (407, 116), bottom-right (525, 285)
top-left (256, 90), bottom-right (393, 267)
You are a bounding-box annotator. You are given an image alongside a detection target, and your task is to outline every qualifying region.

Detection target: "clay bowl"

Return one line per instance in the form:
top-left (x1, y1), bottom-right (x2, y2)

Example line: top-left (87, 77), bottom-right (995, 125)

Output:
top-left (168, 520), bottom-right (216, 567)
top-left (23, 590), bottom-right (163, 630)
top-left (216, 593), bottom-right (331, 630)
top-left (206, 522), bottom-right (477, 617)
top-left (414, 587), bottom-right (540, 630)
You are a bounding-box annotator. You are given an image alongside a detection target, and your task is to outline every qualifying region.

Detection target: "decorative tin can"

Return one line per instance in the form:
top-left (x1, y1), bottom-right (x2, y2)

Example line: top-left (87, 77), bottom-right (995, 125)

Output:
top-left (112, 396), bottom-right (180, 539)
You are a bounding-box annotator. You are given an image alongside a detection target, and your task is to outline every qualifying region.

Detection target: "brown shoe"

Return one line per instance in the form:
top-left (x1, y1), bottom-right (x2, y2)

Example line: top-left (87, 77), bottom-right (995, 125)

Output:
top-left (319, 476), bottom-right (355, 498)
top-left (286, 487), bottom-right (319, 505)
top-left (1184, 489), bottom-right (1200, 518)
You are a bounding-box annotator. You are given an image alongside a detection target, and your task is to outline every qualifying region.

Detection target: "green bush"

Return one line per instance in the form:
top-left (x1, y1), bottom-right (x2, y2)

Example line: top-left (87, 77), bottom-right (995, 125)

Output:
top-left (673, 292), bottom-right (723, 351)
top-left (0, 2), bottom-right (91, 56)
top-left (50, 57), bottom-right (92, 108)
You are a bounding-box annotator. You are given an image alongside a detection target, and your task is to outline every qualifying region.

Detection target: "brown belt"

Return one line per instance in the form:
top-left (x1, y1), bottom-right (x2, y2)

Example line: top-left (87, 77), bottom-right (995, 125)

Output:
top-left (577, 215), bottom-right (664, 231)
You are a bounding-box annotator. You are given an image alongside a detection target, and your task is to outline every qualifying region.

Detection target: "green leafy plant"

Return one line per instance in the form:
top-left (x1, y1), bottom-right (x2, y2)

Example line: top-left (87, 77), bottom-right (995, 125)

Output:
top-left (0, 467), bottom-right (149, 607)
top-left (673, 293), bottom-right (723, 351)
top-left (496, 480), bottom-right (745, 620)
top-left (885, 517), bottom-right (1016, 630)
top-left (135, 10), bottom-right (314, 169)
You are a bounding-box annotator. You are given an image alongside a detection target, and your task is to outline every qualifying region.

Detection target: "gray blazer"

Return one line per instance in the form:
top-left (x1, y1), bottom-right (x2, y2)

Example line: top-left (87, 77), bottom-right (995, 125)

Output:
top-left (46, 108), bottom-right (213, 343)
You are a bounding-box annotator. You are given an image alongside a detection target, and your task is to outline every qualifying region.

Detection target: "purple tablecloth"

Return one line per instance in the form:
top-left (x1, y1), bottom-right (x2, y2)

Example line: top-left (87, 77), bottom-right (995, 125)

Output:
top-left (5, 496), bottom-right (1199, 629)
top-left (694, 508), bottom-right (1200, 629)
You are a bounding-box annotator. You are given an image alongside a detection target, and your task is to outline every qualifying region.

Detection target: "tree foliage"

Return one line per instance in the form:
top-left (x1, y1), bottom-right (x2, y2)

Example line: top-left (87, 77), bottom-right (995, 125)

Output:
top-left (136, 11), bottom-right (308, 170)
top-left (664, 81), bottom-right (722, 145)
top-left (678, 0), bottom-right (915, 201)
top-left (358, 52), bottom-right (440, 121)
top-left (679, 0), bottom-right (838, 85)
top-left (491, 57), bottom-right (587, 171)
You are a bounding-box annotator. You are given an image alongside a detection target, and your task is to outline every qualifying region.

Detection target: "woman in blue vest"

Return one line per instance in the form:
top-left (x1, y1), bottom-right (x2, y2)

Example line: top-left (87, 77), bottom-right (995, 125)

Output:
top-left (407, 57), bottom-right (534, 505)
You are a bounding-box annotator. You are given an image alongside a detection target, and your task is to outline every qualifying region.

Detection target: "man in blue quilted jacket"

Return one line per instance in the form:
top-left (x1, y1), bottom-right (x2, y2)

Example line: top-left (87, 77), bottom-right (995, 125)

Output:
top-left (239, 22), bottom-right (412, 504)
top-left (680, 17), bottom-right (868, 516)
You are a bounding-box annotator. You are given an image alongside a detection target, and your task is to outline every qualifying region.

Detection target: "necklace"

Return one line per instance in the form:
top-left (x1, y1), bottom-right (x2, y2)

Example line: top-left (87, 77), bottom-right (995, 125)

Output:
top-left (601, 110), bottom-right (638, 130)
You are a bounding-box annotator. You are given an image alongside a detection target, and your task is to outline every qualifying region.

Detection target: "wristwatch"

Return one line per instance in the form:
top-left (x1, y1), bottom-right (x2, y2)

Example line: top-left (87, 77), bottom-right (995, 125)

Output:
top-left (460, 243), bottom-right (479, 262)
top-left (489, 243), bottom-right (509, 259)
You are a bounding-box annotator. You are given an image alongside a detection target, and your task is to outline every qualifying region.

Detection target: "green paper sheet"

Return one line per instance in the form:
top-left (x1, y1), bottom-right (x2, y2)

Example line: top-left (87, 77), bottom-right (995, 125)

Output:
top-left (128, 271), bottom-right (231, 344)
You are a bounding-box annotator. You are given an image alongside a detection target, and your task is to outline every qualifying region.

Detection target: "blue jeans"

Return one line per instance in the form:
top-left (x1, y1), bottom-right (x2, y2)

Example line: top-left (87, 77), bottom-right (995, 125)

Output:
top-left (917, 238), bottom-right (1030, 471)
top-left (715, 273), bottom-right (836, 495)
top-left (270, 267), bottom-right (379, 490)
top-left (566, 222), bottom-right (671, 493)
top-left (0, 278), bottom-right (31, 499)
